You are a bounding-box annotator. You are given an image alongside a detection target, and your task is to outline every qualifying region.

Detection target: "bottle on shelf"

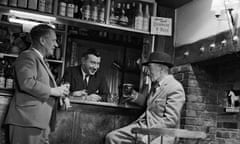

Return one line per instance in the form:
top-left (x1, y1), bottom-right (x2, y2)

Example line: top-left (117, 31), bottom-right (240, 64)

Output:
top-left (0, 0), bottom-right (8, 5)
top-left (90, 0), bottom-right (98, 22)
top-left (55, 47), bottom-right (61, 60)
top-left (0, 58), bottom-right (6, 88)
top-left (5, 63), bottom-right (14, 89)
top-left (98, 0), bottom-right (105, 23)
top-left (109, 0), bottom-right (117, 25)
top-left (8, 0), bottom-right (17, 7)
top-left (125, 3), bottom-right (132, 27)
top-left (17, 0), bottom-right (28, 8)
top-left (134, 2), bottom-right (143, 31)
top-left (143, 4), bottom-right (150, 32)
top-left (38, 0), bottom-right (46, 12)
top-left (74, 0), bottom-right (84, 19)
top-left (82, 1), bottom-right (91, 21)
top-left (114, 3), bottom-right (121, 24)
top-left (45, 0), bottom-right (53, 13)
top-left (67, 0), bottom-right (75, 18)
top-left (28, 0), bottom-right (38, 10)
top-left (119, 3), bottom-right (128, 26)
top-left (59, 0), bottom-right (67, 16)
top-left (129, 2), bottom-right (137, 28)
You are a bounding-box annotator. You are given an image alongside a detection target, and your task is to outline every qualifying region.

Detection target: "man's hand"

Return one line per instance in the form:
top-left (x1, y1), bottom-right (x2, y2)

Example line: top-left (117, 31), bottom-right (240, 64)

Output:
top-left (51, 85), bottom-right (70, 97)
top-left (85, 94), bottom-right (102, 102)
top-left (121, 89), bottom-right (138, 103)
top-left (71, 90), bottom-right (88, 97)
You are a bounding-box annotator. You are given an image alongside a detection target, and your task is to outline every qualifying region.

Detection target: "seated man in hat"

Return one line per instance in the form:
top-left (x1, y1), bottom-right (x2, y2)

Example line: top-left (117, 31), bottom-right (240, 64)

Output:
top-left (105, 51), bottom-right (186, 144)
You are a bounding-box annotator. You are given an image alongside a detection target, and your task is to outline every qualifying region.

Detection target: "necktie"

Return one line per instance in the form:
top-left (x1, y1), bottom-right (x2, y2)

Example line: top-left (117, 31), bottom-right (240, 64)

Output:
top-left (83, 75), bottom-right (89, 89)
top-left (150, 81), bottom-right (159, 94)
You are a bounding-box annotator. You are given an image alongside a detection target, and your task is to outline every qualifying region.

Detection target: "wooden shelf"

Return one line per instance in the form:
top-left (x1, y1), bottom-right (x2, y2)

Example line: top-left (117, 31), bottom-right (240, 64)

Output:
top-left (0, 53), bottom-right (64, 64)
top-left (115, 0), bottom-right (156, 4)
top-left (56, 15), bottom-right (150, 35)
top-left (0, 4), bottom-right (153, 35)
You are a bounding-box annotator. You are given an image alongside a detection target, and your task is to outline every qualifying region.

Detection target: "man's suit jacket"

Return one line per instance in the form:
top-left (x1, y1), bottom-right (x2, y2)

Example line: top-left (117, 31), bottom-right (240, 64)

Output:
top-left (135, 75), bottom-right (185, 144)
top-left (5, 48), bottom-right (57, 130)
top-left (63, 66), bottom-right (110, 102)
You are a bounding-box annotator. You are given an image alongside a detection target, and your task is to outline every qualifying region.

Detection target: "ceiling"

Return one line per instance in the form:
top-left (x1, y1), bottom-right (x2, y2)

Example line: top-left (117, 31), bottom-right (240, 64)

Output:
top-left (156, 0), bottom-right (193, 8)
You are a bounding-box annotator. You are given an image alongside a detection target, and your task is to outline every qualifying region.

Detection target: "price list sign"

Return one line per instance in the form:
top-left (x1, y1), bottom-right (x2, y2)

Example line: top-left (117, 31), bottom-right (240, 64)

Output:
top-left (150, 17), bottom-right (172, 36)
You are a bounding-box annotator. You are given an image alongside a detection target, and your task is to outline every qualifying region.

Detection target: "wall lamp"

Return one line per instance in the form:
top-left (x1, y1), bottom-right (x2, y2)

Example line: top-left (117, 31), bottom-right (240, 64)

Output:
top-left (9, 10), bottom-right (56, 22)
top-left (8, 10), bottom-right (56, 32)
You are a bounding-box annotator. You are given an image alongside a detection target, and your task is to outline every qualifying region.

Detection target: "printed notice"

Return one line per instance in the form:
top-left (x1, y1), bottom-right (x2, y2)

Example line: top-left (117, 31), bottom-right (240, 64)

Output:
top-left (151, 17), bottom-right (172, 36)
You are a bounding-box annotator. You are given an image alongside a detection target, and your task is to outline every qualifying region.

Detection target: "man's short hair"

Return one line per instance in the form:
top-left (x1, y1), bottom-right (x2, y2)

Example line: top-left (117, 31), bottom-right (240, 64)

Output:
top-left (82, 48), bottom-right (100, 59)
top-left (30, 24), bottom-right (55, 43)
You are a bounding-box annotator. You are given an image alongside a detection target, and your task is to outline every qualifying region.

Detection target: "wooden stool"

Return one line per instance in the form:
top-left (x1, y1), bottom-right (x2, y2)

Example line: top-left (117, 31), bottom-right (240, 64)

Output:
top-left (131, 127), bottom-right (207, 144)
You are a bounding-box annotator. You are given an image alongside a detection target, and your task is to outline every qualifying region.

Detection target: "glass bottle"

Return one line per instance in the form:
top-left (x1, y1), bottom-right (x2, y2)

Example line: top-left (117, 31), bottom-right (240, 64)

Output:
top-left (119, 3), bottom-right (128, 26)
top-left (59, 0), bottom-right (67, 16)
top-left (82, 1), bottom-right (91, 21)
top-left (67, 0), bottom-right (75, 18)
top-left (98, 0), bottom-right (105, 23)
top-left (5, 63), bottom-right (14, 89)
top-left (109, 0), bottom-right (117, 25)
top-left (134, 2), bottom-right (143, 30)
top-left (38, 0), bottom-right (46, 12)
top-left (45, 0), bottom-right (53, 13)
top-left (125, 3), bottom-right (131, 27)
top-left (0, 0), bottom-right (8, 5)
top-left (114, 3), bottom-right (121, 24)
top-left (9, 0), bottom-right (17, 7)
top-left (90, 0), bottom-right (98, 22)
top-left (143, 4), bottom-right (150, 32)
top-left (0, 59), bottom-right (6, 88)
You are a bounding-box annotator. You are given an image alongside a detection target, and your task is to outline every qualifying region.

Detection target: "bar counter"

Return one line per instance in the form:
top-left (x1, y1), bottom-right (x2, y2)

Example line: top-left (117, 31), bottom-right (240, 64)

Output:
top-left (0, 94), bottom-right (143, 144)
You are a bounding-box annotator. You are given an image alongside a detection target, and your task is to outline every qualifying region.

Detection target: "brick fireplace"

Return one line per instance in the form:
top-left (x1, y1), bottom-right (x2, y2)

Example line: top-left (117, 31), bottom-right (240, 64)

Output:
top-left (171, 55), bottom-right (240, 144)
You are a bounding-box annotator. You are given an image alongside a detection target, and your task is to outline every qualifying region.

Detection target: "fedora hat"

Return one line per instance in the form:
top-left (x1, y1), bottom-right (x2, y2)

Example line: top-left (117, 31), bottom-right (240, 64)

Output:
top-left (142, 52), bottom-right (174, 67)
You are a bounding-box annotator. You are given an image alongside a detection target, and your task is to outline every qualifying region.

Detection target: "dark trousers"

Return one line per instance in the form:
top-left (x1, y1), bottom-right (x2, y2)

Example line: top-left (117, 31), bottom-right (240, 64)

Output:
top-left (9, 124), bottom-right (49, 144)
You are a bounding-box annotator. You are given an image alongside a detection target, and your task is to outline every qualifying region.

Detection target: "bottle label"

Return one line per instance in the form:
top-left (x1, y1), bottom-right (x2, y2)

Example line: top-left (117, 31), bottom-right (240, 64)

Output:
top-left (84, 6), bottom-right (90, 20)
top-left (59, 2), bottom-right (67, 16)
top-left (9, 0), bottom-right (17, 7)
top-left (91, 6), bottom-right (98, 22)
top-left (135, 16), bottom-right (143, 30)
top-left (143, 18), bottom-right (149, 31)
top-left (0, 77), bottom-right (5, 88)
top-left (6, 78), bottom-right (13, 89)
top-left (38, 0), bottom-right (46, 12)
top-left (67, 4), bottom-right (75, 17)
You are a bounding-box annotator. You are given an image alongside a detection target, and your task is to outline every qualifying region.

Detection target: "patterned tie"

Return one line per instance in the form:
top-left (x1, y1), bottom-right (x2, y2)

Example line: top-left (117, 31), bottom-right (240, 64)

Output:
top-left (83, 75), bottom-right (89, 89)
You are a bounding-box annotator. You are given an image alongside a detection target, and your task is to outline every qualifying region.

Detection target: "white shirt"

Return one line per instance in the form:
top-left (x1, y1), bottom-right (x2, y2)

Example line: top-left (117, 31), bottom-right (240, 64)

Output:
top-left (81, 68), bottom-right (90, 83)
top-left (32, 48), bottom-right (44, 61)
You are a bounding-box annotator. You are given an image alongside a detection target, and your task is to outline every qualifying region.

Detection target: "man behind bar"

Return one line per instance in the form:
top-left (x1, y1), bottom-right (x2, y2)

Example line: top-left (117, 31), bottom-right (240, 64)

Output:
top-left (5, 24), bottom-right (69, 144)
top-left (63, 48), bottom-right (110, 102)
top-left (105, 51), bottom-right (186, 144)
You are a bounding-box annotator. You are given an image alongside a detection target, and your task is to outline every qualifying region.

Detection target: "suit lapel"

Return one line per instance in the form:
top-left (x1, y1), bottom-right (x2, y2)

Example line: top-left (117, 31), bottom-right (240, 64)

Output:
top-left (147, 76), bottom-right (173, 105)
top-left (31, 49), bottom-right (57, 87)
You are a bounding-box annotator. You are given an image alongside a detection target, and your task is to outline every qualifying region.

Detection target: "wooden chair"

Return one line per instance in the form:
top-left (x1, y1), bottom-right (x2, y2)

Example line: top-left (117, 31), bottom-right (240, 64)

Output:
top-left (131, 127), bottom-right (207, 144)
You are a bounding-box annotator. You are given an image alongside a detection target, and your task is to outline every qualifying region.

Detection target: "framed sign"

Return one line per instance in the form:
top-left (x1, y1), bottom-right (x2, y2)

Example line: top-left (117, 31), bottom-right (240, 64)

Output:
top-left (150, 16), bottom-right (172, 36)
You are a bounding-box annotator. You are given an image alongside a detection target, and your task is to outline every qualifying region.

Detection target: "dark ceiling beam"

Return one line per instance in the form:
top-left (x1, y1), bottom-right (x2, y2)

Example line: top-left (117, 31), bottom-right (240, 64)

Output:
top-left (156, 0), bottom-right (193, 8)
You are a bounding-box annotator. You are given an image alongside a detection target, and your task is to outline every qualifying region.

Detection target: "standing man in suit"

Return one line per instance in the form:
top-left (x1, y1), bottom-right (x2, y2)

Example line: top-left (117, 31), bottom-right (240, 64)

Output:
top-left (105, 51), bottom-right (186, 144)
top-left (63, 48), bottom-right (110, 102)
top-left (5, 24), bottom-right (70, 144)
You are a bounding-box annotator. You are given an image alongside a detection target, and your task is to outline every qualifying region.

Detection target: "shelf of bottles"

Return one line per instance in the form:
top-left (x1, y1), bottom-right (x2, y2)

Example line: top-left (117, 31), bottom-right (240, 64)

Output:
top-left (0, 0), bottom-right (54, 14)
top-left (57, 0), bottom-right (156, 33)
top-left (0, 0), bottom-right (157, 35)
top-left (0, 57), bottom-right (14, 90)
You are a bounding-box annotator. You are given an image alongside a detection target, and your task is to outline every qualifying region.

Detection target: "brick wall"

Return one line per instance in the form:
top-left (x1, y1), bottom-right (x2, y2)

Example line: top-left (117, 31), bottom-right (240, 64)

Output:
top-left (172, 63), bottom-right (240, 144)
